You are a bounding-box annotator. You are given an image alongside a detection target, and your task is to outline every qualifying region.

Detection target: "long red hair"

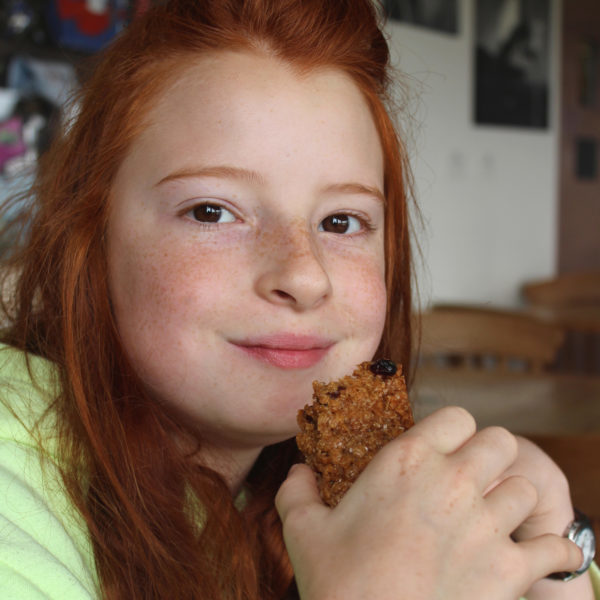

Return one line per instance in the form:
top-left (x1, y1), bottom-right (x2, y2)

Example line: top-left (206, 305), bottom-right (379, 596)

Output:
top-left (0, 1), bottom-right (414, 598)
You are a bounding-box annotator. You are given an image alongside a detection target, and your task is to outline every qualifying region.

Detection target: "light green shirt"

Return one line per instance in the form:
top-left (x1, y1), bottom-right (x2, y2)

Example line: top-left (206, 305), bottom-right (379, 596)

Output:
top-left (0, 345), bottom-right (98, 598)
top-left (0, 344), bottom-right (599, 599)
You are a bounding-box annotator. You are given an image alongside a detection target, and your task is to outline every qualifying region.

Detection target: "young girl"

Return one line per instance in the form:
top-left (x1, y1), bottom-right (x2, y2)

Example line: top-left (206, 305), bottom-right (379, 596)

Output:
top-left (0, 1), bottom-right (597, 599)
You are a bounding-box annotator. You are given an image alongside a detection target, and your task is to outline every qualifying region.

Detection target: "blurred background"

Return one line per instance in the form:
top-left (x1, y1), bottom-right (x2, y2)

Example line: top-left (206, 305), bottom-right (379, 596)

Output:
top-left (0, 0), bottom-right (145, 250)
top-left (383, 0), bottom-right (599, 308)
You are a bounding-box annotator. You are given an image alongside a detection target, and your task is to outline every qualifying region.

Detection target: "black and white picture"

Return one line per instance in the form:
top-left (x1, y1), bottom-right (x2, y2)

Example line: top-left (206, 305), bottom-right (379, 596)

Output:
top-left (383, 0), bottom-right (458, 34)
top-left (475, 0), bottom-right (550, 128)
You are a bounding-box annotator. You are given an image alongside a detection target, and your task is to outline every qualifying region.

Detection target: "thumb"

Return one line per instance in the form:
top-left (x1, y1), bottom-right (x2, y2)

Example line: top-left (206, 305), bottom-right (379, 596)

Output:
top-left (275, 463), bottom-right (325, 523)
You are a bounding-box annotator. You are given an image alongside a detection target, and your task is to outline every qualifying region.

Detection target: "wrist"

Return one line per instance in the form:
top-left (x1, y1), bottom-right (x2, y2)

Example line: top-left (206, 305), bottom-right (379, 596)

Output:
top-left (526, 571), bottom-right (594, 600)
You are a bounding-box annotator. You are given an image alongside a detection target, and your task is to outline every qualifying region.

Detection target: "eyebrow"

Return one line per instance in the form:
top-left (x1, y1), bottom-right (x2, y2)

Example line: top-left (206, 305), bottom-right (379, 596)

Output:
top-left (322, 182), bottom-right (385, 205)
top-left (155, 165), bottom-right (266, 187)
top-left (155, 165), bottom-right (385, 204)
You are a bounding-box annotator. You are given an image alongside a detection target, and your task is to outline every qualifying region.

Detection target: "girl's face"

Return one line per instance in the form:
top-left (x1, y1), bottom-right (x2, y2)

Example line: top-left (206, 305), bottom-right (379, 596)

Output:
top-left (107, 51), bottom-right (386, 466)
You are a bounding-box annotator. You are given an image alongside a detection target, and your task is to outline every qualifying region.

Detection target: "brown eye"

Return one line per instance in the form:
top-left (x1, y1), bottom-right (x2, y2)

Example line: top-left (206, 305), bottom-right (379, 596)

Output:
top-left (319, 214), bottom-right (361, 234)
top-left (191, 203), bottom-right (235, 223)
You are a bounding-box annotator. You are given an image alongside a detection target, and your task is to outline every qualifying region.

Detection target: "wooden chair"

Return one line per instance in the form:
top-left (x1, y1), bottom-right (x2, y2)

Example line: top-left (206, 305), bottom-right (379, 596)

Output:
top-left (522, 271), bottom-right (600, 308)
top-left (417, 304), bottom-right (565, 374)
top-left (522, 272), bottom-right (600, 374)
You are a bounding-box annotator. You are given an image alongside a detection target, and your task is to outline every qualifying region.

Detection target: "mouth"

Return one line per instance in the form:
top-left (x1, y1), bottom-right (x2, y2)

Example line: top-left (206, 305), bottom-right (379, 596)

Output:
top-left (231, 334), bottom-right (335, 369)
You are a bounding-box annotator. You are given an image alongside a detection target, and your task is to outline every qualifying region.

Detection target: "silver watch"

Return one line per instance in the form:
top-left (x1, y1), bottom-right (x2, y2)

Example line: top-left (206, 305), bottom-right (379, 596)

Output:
top-left (548, 509), bottom-right (596, 582)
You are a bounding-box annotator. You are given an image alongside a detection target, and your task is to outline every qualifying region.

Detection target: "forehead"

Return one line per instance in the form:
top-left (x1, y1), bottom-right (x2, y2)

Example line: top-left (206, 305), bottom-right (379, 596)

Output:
top-left (152, 49), bottom-right (369, 113)
top-left (116, 50), bottom-right (384, 193)
top-left (153, 50), bottom-right (379, 140)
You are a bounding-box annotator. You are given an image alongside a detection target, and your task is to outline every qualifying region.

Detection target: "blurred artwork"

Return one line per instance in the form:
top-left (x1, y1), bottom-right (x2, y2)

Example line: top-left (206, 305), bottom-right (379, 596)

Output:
top-left (475, 0), bottom-right (550, 128)
top-left (383, 0), bottom-right (458, 34)
top-left (46, 0), bottom-right (131, 53)
top-left (0, 118), bottom-right (27, 172)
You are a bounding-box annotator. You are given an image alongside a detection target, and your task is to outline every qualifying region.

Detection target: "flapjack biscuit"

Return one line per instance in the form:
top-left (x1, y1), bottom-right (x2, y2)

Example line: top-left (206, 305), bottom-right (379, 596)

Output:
top-left (296, 359), bottom-right (413, 507)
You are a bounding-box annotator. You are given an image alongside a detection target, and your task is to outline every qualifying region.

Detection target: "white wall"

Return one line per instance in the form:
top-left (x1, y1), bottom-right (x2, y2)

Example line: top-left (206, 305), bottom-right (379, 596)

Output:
top-left (385, 0), bottom-right (561, 307)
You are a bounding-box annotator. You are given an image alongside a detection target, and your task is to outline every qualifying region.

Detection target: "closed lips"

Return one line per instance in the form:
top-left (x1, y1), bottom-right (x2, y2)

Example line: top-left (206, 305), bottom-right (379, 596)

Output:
top-left (232, 335), bottom-right (334, 368)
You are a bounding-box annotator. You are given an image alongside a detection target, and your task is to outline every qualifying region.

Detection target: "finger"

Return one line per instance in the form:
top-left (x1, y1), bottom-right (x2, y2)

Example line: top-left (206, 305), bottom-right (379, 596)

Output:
top-left (407, 405), bottom-right (477, 454)
top-left (275, 463), bottom-right (325, 523)
top-left (518, 534), bottom-right (585, 582)
top-left (484, 475), bottom-right (538, 534)
top-left (453, 426), bottom-right (519, 491)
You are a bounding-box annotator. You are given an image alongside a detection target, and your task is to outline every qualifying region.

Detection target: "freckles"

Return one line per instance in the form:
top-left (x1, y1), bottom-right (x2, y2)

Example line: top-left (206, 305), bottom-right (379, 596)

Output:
top-left (251, 228), bottom-right (276, 260)
top-left (335, 256), bottom-right (386, 326)
top-left (122, 236), bottom-right (243, 324)
top-left (252, 217), bottom-right (313, 261)
top-left (353, 258), bottom-right (386, 297)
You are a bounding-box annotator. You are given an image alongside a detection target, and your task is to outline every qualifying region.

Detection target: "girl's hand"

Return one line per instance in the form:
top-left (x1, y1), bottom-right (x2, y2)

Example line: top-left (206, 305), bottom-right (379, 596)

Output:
top-left (276, 407), bottom-right (583, 600)
top-left (490, 436), bottom-right (594, 599)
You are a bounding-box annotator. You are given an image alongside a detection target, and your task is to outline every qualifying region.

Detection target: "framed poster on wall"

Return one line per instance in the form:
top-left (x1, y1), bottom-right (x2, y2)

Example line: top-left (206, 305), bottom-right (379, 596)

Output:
top-left (383, 0), bottom-right (458, 34)
top-left (475, 0), bottom-right (550, 128)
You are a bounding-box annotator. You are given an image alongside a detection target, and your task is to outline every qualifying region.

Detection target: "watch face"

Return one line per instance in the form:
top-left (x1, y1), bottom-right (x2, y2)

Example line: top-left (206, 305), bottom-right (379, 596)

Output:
top-left (547, 512), bottom-right (596, 581)
top-left (574, 524), bottom-right (596, 572)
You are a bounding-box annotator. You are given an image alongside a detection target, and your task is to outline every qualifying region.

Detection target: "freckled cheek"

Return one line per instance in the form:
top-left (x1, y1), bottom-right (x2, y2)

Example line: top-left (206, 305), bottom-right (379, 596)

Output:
top-left (110, 238), bottom-right (248, 329)
top-left (334, 254), bottom-right (387, 335)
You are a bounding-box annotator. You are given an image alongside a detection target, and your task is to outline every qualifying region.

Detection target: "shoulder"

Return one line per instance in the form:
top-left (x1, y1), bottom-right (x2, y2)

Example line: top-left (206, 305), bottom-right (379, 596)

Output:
top-left (0, 343), bottom-right (59, 448)
top-left (0, 343), bottom-right (99, 598)
top-left (0, 342), bottom-right (58, 399)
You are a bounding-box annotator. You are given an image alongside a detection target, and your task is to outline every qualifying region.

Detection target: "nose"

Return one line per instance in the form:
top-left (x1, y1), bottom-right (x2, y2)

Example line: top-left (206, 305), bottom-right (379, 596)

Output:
top-left (254, 224), bottom-right (332, 311)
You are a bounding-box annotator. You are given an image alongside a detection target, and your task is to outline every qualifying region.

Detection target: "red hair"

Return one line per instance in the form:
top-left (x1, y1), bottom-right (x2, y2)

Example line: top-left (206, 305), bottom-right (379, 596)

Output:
top-left (1, 1), bottom-right (414, 598)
